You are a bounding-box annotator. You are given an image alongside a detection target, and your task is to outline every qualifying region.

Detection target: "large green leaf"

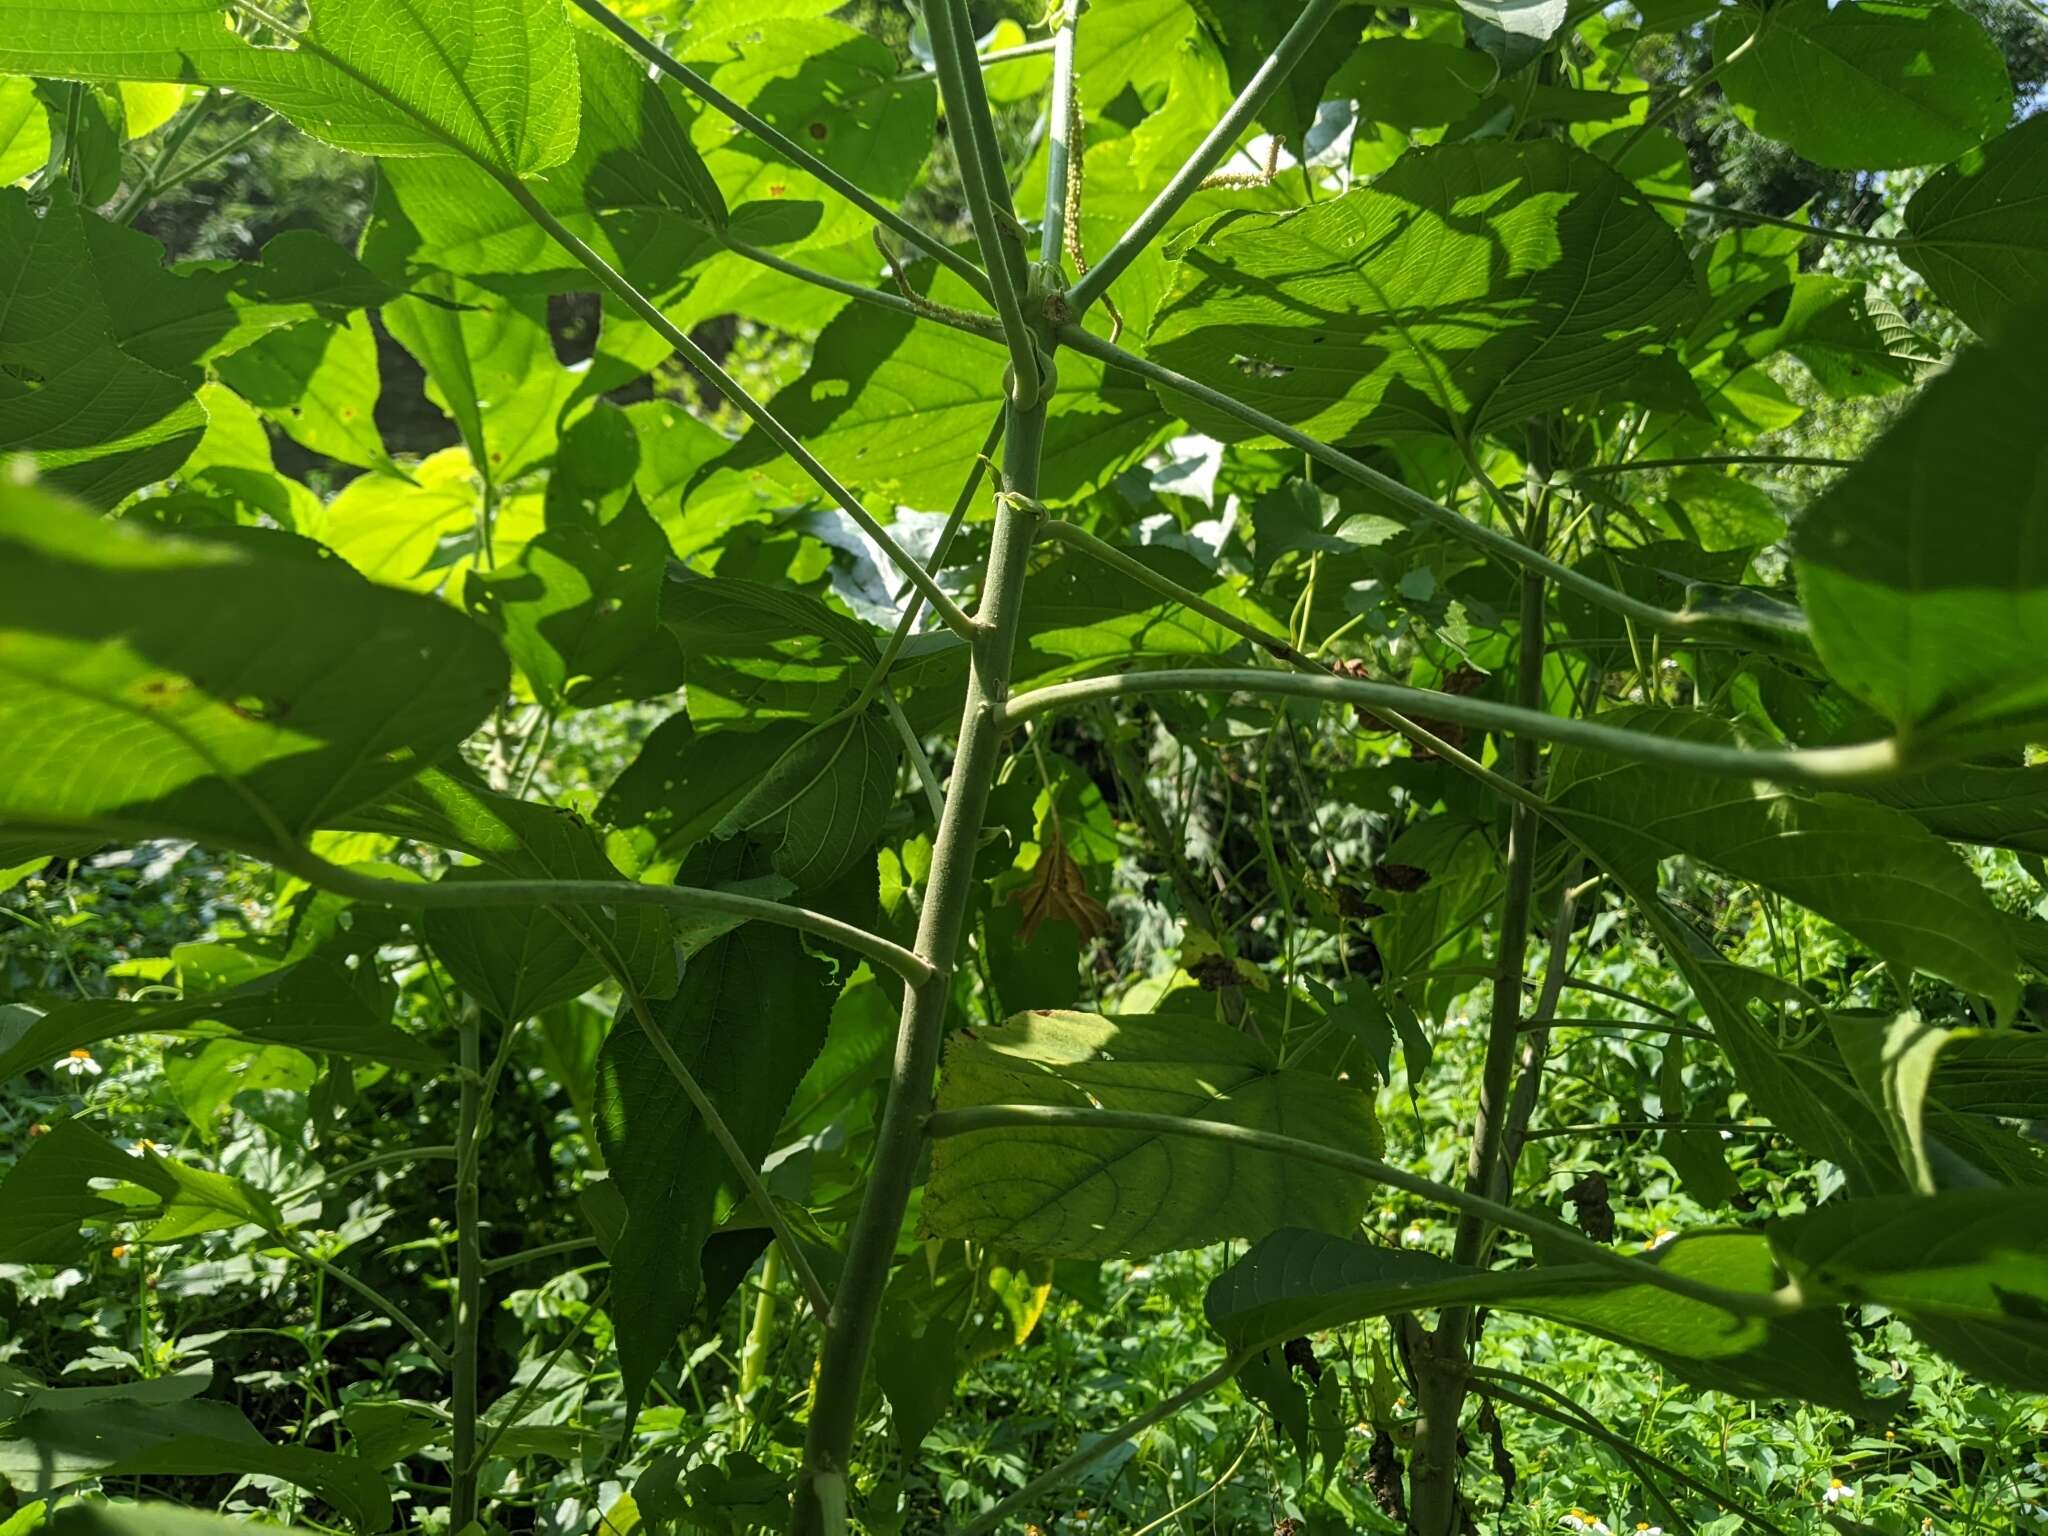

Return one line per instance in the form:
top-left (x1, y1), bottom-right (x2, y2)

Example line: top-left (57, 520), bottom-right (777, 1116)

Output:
top-left (0, 1120), bottom-right (281, 1264)
top-left (0, 0), bottom-right (580, 175)
top-left (681, 17), bottom-right (936, 253)
top-left (1772, 1189), bottom-right (2048, 1390)
top-left (1903, 114), bottom-right (2048, 339)
top-left (1791, 304), bottom-right (2048, 743)
top-left (0, 188), bottom-right (204, 505)
top-left (715, 708), bottom-right (902, 890)
top-left (214, 313), bottom-right (394, 472)
top-left (1549, 708), bottom-right (2017, 1016)
top-left (1862, 760), bottom-right (2048, 857)
top-left (1715, 0), bottom-right (2010, 171)
top-left (339, 767), bottom-right (680, 1001)
top-left (595, 924), bottom-right (835, 1414)
top-left (598, 715), bottom-right (813, 866)
top-left (467, 408), bottom-right (683, 709)
top-left (0, 949), bottom-right (438, 1085)
top-left (922, 1010), bottom-right (1384, 1259)
top-left (709, 284), bottom-right (1168, 510)
top-left (1519, 1232), bottom-right (1868, 1412)
top-left (1147, 140), bottom-right (1697, 447)
top-left (0, 1386), bottom-right (391, 1531)
top-left (366, 29), bottom-right (723, 295)
top-left (1206, 1227), bottom-right (1869, 1412)
top-left (0, 75), bottom-right (49, 183)
top-left (0, 484), bottom-right (506, 858)
top-left (422, 869), bottom-right (608, 1025)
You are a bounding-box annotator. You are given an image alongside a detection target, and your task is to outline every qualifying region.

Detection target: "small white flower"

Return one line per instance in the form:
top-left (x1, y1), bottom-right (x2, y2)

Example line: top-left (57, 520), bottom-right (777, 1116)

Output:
top-left (1644, 1227), bottom-right (1678, 1251)
top-left (1635, 1524), bottom-right (1663, 1536)
top-left (1561, 1512), bottom-right (1609, 1535)
top-left (126, 1138), bottom-right (160, 1158)
top-left (1401, 1225), bottom-right (1427, 1248)
top-left (54, 1049), bottom-right (102, 1078)
top-left (1821, 1479), bottom-right (1856, 1505)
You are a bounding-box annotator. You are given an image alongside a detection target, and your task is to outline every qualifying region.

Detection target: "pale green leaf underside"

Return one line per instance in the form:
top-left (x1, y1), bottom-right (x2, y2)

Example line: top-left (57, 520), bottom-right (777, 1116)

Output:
top-left (0, 0), bottom-right (580, 174)
top-left (923, 1010), bottom-right (1383, 1259)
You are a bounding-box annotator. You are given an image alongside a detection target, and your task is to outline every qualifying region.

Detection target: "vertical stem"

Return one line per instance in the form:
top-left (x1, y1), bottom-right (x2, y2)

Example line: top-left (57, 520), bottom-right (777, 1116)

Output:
top-left (1410, 434), bottom-right (1553, 1536)
top-left (791, 11), bottom-right (1074, 1521)
top-left (451, 1011), bottom-right (483, 1531)
top-left (741, 1244), bottom-right (783, 1400)
top-left (793, 404), bottom-right (1048, 1536)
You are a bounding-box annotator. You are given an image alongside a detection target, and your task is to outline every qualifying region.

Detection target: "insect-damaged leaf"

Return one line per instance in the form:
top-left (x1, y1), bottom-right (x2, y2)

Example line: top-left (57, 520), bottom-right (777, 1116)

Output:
top-left (0, 482), bottom-right (505, 860)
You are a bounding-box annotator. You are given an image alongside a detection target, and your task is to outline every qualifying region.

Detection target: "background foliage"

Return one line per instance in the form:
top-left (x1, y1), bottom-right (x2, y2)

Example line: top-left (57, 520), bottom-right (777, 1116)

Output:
top-left (1, 0), bottom-right (2047, 1533)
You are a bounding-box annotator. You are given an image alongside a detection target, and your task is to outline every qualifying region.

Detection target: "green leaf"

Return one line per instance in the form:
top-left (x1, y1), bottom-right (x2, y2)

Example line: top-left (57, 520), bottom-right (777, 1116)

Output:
top-left (683, 16), bottom-right (936, 251)
top-left (1790, 304), bottom-right (2048, 743)
top-left (660, 569), bottom-right (878, 724)
top-left (300, 446), bottom-right (543, 596)
top-left (1207, 1227), bottom-right (1870, 1413)
top-left (365, 29), bottom-right (724, 295)
top-left (0, 0), bottom-right (581, 175)
top-left (711, 286), bottom-right (1167, 510)
top-left (423, 870), bottom-right (607, 1025)
top-left (1204, 1227), bottom-right (1577, 1350)
top-left (214, 314), bottom-right (394, 472)
top-left (1715, 0), bottom-right (2010, 171)
top-left (922, 1009), bottom-right (1384, 1259)
top-left (1457, 0), bottom-right (1567, 71)
top-left (467, 410), bottom-right (683, 709)
top-left (875, 1243), bottom-right (1050, 1452)
top-left (1334, 39), bottom-right (1496, 131)
top-left (596, 925), bottom-right (836, 1415)
top-left (1772, 1188), bottom-right (2048, 1390)
top-left (1904, 114), bottom-right (2048, 339)
top-left (340, 768), bottom-right (680, 1002)
top-left (0, 188), bottom-right (204, 505)
top-left (0, 483), bottom-right (506, 858)
top-left (1147, 141), bottom-right (1697, 446)
top-left (1653, 468), bottom-right (1785, 552)
top-left (0, 1119), bottom-right (281, 1263)
top-left (0, 1387), bottom-right (391, 1532)
top-left (599, 715), bottom-right (813, 866)
top-left (1017, 548), bottom-right (1281, 674)
top-left (1549, 708), bottom-right (2017, 1016)
top-left (0, 75), bottom-right (49, 184)
top-left (1830, 1013), bottom-right (1952, 1193)
top-left (1520, 1232), bottom-right (1869, 1412)
top-left (0, 949), bottom-right (440, 1085)
top-left (715, 709), bottom-right (902, 890)
top-left (1865, 761), bottom-right (2048, 858)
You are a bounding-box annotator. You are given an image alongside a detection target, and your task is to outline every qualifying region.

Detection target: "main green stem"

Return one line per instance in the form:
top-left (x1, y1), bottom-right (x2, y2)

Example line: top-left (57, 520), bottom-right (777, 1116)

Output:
top-left (793, 408), bottom-right (1048, 1534)
top-left (791, 11), bottom-right (1072, 1522)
